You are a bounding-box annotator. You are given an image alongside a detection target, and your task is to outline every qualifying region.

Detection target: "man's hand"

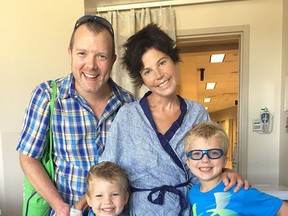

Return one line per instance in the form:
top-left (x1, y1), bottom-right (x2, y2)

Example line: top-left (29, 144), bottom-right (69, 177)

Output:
top-left (221, 168), bottom-right (250, 192)
top-left (54, 202), bottom-right (70, 216)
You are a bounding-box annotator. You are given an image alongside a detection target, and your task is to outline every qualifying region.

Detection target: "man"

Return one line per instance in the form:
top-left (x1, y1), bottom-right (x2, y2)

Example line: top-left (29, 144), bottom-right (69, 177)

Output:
top-left (17, 15), bottom-right (135, 216)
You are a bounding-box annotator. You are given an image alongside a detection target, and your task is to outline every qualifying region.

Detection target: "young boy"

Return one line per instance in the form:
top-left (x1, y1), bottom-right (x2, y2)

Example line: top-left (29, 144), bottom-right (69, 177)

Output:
top-left (86, 161), bottom-right (130, 216)
top-left (184, 121), bottom-right (288, 216)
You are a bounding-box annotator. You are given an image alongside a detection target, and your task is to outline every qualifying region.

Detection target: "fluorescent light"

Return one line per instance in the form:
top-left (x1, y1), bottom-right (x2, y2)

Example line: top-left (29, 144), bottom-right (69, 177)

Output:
top-left (204, 98), bottom-right (211, 103)
top-left (210, 54), bottom-right (225, 63)
top-left (206, 82), bottom-right (216, 89)
top-left (205, 107), bottom-right (208, 110)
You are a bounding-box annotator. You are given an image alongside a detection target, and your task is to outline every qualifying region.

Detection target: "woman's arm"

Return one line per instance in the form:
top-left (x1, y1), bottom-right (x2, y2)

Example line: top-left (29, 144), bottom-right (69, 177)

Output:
top-left (73, 195), bottom-right (88, 211)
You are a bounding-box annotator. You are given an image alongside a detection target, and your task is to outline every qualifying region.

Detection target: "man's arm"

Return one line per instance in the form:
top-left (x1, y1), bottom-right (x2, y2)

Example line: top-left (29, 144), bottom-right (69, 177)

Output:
top-left (221, 168), bottom-right (250, 192)
top-left (276, 201), bottom-right (288, 216)
top-left (19, 153), bottom-right (70, 216)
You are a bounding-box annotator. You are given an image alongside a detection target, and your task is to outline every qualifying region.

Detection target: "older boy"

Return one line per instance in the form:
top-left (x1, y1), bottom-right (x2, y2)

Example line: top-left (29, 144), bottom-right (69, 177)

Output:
top-left (184, 121), bottom-right (288, 216)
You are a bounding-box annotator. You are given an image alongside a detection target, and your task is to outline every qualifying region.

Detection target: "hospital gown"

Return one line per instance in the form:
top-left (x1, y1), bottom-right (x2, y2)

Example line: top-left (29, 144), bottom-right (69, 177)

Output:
top-left (99, 92), bottom-right (209, 216)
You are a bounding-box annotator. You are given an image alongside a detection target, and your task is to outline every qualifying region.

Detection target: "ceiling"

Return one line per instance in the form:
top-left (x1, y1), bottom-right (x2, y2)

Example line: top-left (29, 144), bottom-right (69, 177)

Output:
top-left (177, 38), bottom-right (239, 113)
top-left (85, 0), bottom-right (163, 13)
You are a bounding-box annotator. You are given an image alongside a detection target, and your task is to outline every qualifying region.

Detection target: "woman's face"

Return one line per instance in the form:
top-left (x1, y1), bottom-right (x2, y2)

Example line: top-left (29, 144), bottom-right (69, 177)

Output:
top-left (140, 48), bottom-right (178, 97)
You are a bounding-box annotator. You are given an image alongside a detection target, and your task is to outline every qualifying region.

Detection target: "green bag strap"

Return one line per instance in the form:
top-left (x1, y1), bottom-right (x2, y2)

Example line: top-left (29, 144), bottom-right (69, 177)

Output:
top-left (49, 81), bottom-right (57, 156)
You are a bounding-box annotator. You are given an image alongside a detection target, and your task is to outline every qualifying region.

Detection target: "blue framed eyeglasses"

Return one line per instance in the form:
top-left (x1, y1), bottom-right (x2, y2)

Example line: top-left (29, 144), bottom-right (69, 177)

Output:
top-left (187, 148), bottom-right (224, 160)
top-left (74, 15), bottom-right (114, 38)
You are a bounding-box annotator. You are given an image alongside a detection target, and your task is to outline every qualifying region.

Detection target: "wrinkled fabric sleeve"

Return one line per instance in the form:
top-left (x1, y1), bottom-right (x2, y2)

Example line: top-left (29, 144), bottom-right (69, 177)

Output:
top-left (16, 83), bottom-right (52, 158)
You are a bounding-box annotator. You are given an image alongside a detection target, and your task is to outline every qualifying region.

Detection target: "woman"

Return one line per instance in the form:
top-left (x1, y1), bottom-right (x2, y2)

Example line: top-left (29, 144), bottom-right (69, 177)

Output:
top-left (99, 24), bottom-right (247, 216)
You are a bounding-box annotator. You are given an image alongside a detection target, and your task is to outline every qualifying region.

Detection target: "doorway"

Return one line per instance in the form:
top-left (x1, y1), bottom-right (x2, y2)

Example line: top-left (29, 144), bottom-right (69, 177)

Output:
top-left (176, 25), bottom-right (249, 177)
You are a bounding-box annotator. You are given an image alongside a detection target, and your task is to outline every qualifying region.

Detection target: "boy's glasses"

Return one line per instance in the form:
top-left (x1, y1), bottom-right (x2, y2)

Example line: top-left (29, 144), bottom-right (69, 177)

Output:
top-left (74, 15), bottom-right (114, 38)
top-left (187, 148), bottom-right (224, 160)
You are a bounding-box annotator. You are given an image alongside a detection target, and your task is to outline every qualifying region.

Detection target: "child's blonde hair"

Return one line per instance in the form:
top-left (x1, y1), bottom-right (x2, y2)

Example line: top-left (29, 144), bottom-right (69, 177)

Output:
top-left (86, 161), bottom-right (129, 197)
top-left (184, 121), bottom-right (229, 155)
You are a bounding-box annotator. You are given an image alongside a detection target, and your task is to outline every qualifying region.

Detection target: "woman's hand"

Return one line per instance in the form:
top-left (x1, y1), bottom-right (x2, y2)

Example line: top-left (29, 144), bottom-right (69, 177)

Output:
top-left (221, 168), bottom-right (250, 192)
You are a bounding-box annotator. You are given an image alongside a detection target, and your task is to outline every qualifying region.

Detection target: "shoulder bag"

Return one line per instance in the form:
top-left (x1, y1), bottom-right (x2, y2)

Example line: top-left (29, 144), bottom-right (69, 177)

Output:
top-left (22, 80), bottom-right (57, 216)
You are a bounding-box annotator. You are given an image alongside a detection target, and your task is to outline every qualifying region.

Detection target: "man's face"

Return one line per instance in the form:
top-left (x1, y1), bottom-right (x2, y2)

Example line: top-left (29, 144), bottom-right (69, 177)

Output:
top-left (68, 25), bottom-right (116, 96)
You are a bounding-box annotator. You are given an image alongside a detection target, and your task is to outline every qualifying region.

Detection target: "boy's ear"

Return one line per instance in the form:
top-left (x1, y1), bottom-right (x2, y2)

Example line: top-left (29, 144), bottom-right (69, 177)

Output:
top-left (184, 157), bottom-right (190, 166)
top-left (124, 191), bottom-right (129, 205)
top-left (223, 155), bottom-right (228, 168)
top-left (86, 194), bottom-right (92, 207)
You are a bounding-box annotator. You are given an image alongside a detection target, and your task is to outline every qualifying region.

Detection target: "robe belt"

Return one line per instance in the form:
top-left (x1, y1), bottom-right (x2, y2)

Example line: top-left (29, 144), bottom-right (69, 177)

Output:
top-left (130, 179), bottom-right (191, 216)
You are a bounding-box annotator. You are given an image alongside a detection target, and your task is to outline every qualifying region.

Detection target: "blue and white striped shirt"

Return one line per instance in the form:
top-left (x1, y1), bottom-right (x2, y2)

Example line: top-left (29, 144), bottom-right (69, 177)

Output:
top-left (17, 73), bottom-right (135, 207)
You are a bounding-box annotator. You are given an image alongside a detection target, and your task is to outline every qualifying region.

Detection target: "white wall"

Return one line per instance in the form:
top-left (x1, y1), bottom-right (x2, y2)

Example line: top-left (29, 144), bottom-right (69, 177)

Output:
top-left (0, 0), bottom-right (84, 215)
top-left (279, 0), bottom-right (288, 186)
top-left (0, 133), bottom-right (4, 215)
top-left (1, 0), bottom-right (288, 214)
top-left (173, 0), bottom-right (286, 184)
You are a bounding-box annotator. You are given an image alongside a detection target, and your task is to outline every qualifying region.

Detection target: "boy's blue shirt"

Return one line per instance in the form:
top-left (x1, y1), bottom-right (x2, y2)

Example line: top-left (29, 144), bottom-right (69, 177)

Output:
top-left (188, 181), bottom-right (283, 216)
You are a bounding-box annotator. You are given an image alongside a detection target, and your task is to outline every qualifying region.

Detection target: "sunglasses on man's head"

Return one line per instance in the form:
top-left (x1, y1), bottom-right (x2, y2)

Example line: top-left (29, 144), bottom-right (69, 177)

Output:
top-left (187, 148), bottom-right (224, 160)
top-left (74, 15), bottom-right (114, 38)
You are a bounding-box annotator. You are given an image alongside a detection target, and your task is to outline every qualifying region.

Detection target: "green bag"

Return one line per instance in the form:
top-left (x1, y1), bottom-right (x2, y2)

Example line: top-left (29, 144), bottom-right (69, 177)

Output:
top-left (22, 81), bottom-right (57, 216)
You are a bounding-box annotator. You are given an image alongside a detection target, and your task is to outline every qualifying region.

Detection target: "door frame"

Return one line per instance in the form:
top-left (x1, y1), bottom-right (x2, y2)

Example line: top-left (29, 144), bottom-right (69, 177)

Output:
top-left (176, 25), bottom-right (250, 177)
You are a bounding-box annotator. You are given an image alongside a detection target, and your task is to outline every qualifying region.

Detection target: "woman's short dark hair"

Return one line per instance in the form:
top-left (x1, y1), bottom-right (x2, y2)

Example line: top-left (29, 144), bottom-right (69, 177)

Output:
top-left (122, 24), bottom-right (181, 88)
